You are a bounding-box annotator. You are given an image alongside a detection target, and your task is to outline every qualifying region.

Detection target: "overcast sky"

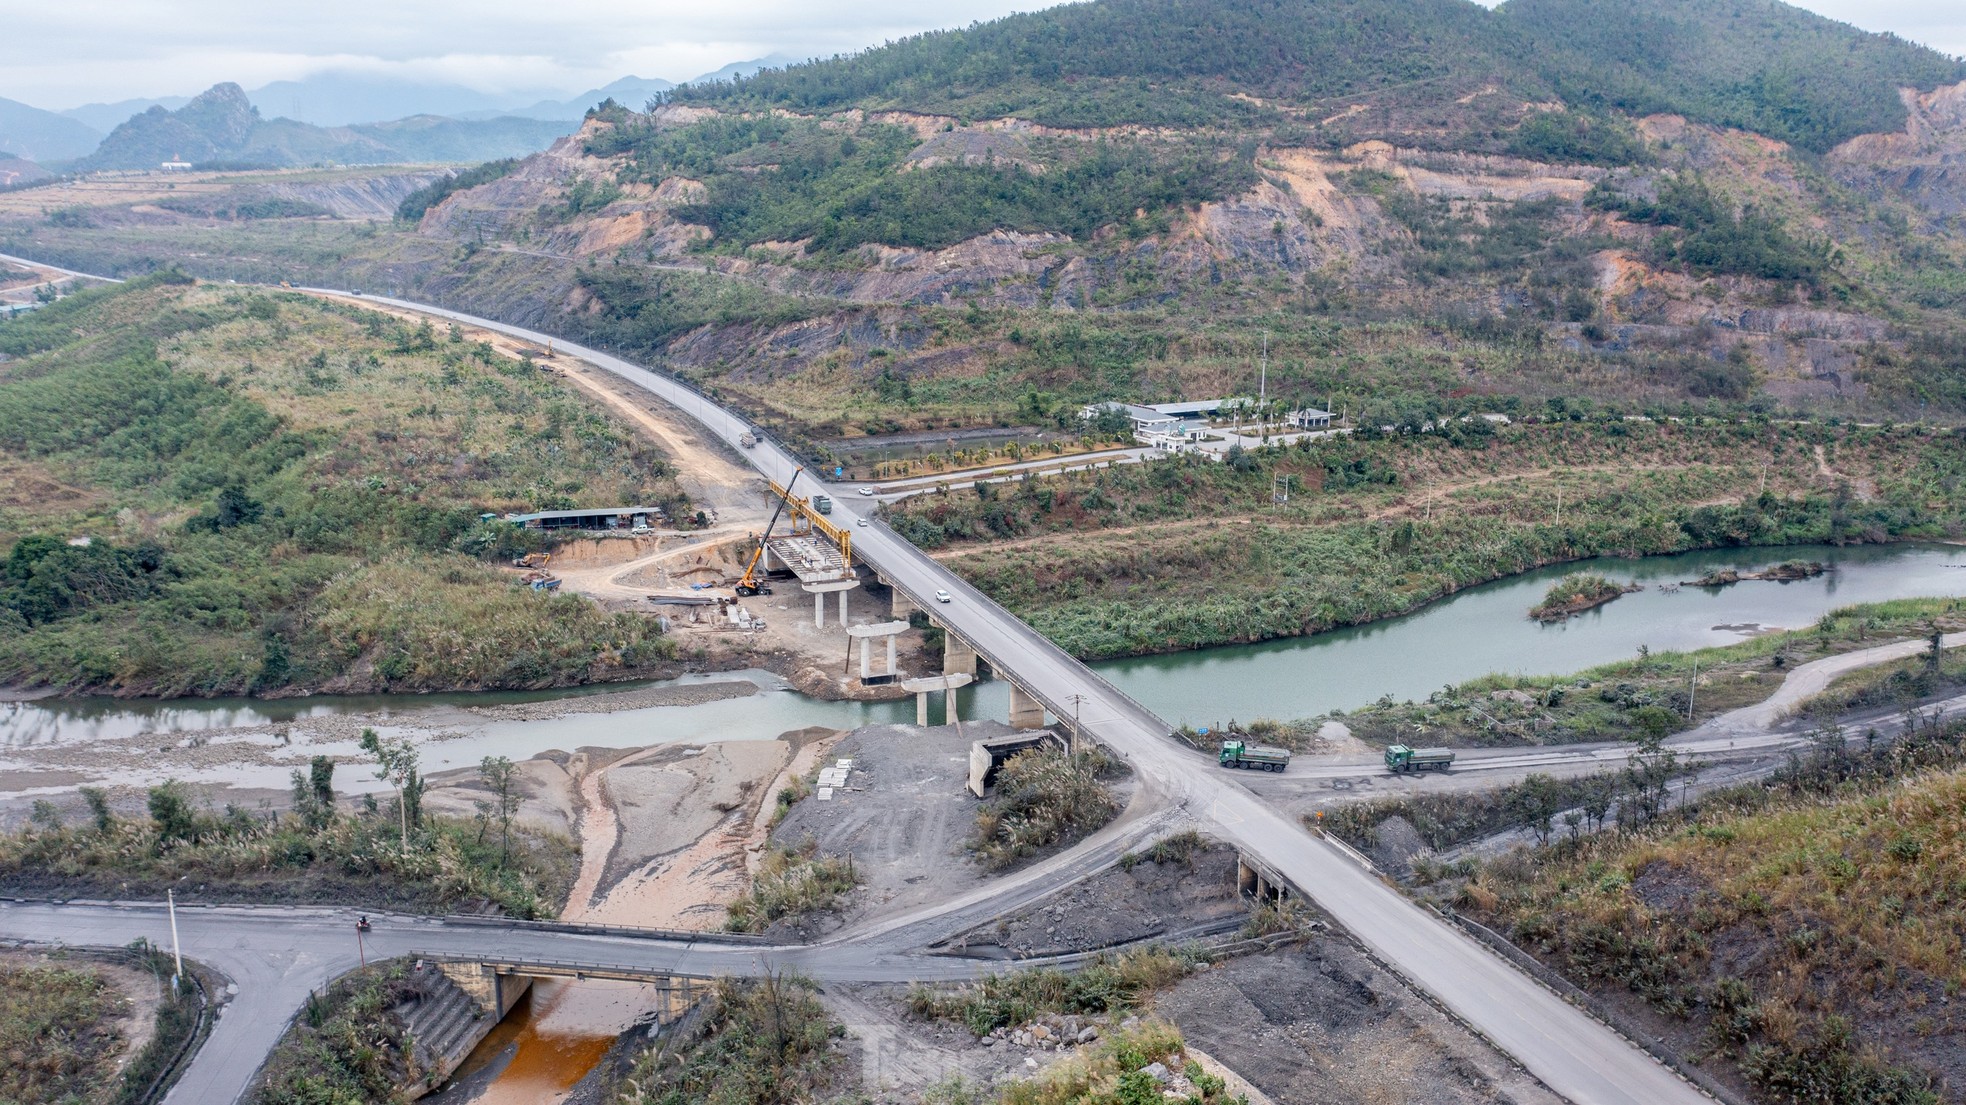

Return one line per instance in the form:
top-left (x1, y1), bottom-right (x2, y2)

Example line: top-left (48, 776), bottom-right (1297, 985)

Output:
top-left (6, 0), bottom-right (1964, 109)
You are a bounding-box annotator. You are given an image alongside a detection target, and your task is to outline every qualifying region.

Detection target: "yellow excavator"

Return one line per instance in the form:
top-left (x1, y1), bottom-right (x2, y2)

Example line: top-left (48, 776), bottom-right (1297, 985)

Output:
top-left (735, 467), bottom-right (801, 597)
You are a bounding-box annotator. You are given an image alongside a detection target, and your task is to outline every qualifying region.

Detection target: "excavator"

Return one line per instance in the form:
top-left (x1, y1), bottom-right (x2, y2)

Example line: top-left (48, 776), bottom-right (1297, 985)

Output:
top-left (734, 467), bottom-right (800, 597)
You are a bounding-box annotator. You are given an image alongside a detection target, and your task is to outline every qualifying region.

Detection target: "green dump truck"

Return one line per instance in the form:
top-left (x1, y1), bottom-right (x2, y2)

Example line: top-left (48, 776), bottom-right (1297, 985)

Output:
top-left (811, 493), bottom-right (833, 515)
top-left (1385, 744), bottom-right (1455, 773)
top-left (1219, 739), bottom-right (1291, 773)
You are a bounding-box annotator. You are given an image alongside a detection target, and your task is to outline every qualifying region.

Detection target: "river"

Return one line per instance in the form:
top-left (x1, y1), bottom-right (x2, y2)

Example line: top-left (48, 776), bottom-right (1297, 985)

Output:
top-left (3, 543), bottom-right (1962, 781)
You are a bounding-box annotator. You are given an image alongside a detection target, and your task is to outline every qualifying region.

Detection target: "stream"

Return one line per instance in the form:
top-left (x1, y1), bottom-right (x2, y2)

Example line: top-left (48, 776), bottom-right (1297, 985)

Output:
top-left (3, 543), bottom-right (1962, 784)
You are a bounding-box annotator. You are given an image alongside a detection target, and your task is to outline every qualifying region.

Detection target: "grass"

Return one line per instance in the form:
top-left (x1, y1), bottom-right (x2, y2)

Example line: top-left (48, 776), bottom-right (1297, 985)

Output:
top-left (249, 959), bottom-right (422, 1105)
top-left (0, 960), bottom-right (129, 1105)
top-left (1328, 596), bottom-right (1966, 747)
top-left (0, 275), bottom-right (682, 695)
top-left (0, 776), bottom-right (577, 918)
top-left (971, 747), bottom-right (1120, 870)
top-left (907, 947), bottom-right (1198, 1037)
top-left (999, 1019), bottom-right (1242, 1105)
top-left (1452, 714), bottom-right (1966, 1105)
top-left (1791, 645), bottom-right (1964, 720)
top-left (612, 975), bottom-right (843, 1105)
top-left (722, 838), bottom-right (857, 933)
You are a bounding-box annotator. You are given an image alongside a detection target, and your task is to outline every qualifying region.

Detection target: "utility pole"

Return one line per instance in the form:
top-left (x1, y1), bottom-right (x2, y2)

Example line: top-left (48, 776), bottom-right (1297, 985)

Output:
top-left (1688, 658), bottom-right (1698, 721)
top-left (167, 888), bottom-right (184, 992)
top-left (1259, 332), bottom-right (1268, 430)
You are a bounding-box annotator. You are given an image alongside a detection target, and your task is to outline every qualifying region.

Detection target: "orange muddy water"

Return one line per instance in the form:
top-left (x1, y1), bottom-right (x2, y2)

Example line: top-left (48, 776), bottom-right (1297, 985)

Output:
top-left (448, 977), bottom-right (661, 1104)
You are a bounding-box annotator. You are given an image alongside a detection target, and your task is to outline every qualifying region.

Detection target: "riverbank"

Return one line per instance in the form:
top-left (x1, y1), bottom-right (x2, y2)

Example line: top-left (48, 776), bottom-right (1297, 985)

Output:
top-left (908, 417), bottom-right (1964, 660)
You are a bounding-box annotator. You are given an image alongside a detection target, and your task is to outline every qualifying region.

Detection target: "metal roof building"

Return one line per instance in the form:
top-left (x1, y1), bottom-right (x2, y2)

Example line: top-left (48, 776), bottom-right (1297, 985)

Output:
top-left (503, 506), bottom-right (664, 530)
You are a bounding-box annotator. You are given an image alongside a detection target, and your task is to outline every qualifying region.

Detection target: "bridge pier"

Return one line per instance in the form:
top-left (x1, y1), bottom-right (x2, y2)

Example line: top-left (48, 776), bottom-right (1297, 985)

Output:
top-left (902, 673), bottom-right (973, 727)
top-left (944, 634), bottom-right (977, 677)
top-left (888, 582), bottom-right (917, 619)
top-left (438, 961), bottom-right (533, 1019)
top-left (846, 620), bottom-right (908, 684)
top-left (1237, 854), bottom-right (1292, 905)
top-left (1008, 683), bottom-right (1046, 729)
top-left (804, 579), bottom-right (858, 628)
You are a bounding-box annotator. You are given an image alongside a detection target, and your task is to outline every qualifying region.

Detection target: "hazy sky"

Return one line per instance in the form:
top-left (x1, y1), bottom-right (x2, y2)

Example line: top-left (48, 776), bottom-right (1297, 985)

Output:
top-left (7, 0), bottom-right (1964, 109)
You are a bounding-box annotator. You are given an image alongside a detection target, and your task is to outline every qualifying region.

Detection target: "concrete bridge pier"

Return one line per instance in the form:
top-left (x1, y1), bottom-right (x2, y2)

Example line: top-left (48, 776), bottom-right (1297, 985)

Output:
top-left (804, 579), bottom-right (859, 628)
top-left (888, 582), bottom-right (917, 619)
top-left (902, 673), bottom-right (973, 726)
top-left (944, 634), bottom-right (977, 676)
top-left (1008, 683), bottom-right (1047, 729)
top-left (438, 961), bottom-right (532, 1019)
top-left (846, 620), bottom-right (908, 683)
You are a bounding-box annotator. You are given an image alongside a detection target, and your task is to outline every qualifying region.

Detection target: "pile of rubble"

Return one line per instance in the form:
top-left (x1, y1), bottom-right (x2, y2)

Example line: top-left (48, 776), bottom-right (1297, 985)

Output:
top-left (979, 1014), bottom-right (1103, 1051)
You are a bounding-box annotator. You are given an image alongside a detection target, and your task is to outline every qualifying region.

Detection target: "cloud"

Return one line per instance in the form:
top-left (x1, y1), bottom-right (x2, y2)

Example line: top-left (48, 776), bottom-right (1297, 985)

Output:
top-left (5, 0), bottom-right (1962, 109)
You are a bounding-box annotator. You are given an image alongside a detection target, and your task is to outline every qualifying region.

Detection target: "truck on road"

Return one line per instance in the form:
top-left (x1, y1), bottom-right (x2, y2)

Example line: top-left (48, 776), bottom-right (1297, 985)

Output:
top-left (1385, 744), bottom-right (1454, 773)
top-left (1219, 739), bottom-right (1290, 773)
top-left (811, 493), bottom-right (833, 514)
top-left (739, 431), bottom-right (758, 448)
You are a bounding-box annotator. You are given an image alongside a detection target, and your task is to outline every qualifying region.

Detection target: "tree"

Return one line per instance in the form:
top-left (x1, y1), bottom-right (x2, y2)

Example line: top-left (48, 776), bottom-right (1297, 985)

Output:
top-left (359, 728), bottom-right (422, 853)
top-left (78, 785), bottom-right (114, 832)
top-left (148, 780), bottom-right (198, 844)
top-left (290, 755), bottom-right (337, 830)
top-left (476, 756), bottom-right (522, 867)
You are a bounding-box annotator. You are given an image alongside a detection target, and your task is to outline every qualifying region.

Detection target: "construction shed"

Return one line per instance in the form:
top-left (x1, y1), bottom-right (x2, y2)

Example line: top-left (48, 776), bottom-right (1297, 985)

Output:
top-left (503, 506), bottom-right (663, 531)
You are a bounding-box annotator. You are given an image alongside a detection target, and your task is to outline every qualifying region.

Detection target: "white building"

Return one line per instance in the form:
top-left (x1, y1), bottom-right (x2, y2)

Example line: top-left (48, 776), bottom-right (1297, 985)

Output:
top-left (1285, 407), bottom-right (1336, 430)
top-left (1080, 401), bottom-right (1183, 438)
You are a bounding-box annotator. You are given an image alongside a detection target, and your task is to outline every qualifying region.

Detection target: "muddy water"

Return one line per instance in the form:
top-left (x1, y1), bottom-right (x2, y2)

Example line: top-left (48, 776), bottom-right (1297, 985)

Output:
top-left (434, 978), bottom-right (661, 1105)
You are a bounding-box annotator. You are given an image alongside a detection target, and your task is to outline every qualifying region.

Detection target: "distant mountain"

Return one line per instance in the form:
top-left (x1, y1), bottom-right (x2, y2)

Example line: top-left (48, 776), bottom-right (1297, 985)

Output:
top-left (76, 83), bottom-right (574, 170)
top-left (474, 76), bottom-right (677, 121)
top-left (0, 96), bottom-right (102, 162)
top-left (245, 73), bottom-right (535, 127)
top-left (684, 54), bottom-right (805, 88)
top-left (0, 153), bottom-right (51, 187)
top-left (60, 96), bottom-right (190, 134)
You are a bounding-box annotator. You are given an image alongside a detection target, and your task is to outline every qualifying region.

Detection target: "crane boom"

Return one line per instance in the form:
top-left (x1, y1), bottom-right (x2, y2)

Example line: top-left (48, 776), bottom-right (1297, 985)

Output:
top-left (735, 467), bottom-right (801, 596)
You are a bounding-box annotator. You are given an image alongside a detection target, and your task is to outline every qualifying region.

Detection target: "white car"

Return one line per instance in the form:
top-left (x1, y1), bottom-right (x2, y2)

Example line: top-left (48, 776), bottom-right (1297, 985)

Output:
top-left (934, 589), bottom-right (952, 603)
top-left (858, 486), bottom-right (874, 496)
top-left (855, 518), bottom-right (868, 527)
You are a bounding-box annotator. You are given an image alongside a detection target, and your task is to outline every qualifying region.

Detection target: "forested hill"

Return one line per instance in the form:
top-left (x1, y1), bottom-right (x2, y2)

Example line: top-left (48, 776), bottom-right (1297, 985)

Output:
top-left (669, 0), bottom-right (1966, 152)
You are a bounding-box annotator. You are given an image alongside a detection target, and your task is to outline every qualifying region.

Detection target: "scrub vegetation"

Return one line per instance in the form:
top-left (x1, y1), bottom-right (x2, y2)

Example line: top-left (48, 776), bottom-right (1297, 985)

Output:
top-left (0, 748), bottom-right (577, 916)
top-left (1452, 714), bottom-right (1966, 1105)
top-left (0, 275), bottom-right (679, 696)
top-left (612, 975), bottom-right (845, 1105)
top-left (249, 959), bottom-right (425, 1105)
top-left (901, 419), bottom-right (1965, 659)
top-left (971, 747), bottom-right (1121, 870)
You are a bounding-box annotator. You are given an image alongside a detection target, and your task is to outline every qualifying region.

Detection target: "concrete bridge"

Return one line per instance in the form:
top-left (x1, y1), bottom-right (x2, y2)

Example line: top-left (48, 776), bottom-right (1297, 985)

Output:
top-left (297, 289), bottom-right (1714, 1105)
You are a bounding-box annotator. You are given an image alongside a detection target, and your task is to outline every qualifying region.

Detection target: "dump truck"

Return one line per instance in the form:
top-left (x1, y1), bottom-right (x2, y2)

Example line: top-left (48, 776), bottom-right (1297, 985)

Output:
top-left (811, 493), bottom-right (833, 515)
top-left (1219, 739), bottom-right (1290, 773)
top-left (1385, 744), bottom-right (1455, 773)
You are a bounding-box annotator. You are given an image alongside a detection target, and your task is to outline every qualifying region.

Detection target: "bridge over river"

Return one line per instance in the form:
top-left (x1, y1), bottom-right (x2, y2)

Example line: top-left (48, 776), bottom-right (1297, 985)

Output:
top-left (0, 275), bottom-right (1719, 1105)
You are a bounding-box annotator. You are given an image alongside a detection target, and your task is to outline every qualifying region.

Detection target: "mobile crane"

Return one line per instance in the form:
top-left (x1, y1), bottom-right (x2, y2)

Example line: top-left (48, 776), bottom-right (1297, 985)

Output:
top-left (734, 468), bottom-right (801, 597)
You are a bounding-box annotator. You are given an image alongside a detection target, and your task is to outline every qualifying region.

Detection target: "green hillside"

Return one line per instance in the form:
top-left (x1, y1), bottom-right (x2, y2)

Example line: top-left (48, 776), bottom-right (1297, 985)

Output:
top-left (673, 0), bottom-right (1965, 152)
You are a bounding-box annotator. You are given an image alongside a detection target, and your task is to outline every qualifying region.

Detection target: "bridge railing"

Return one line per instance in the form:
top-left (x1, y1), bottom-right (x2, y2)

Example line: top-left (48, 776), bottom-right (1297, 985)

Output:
top-left (440, 914), bottom-right (768, 945)
top-left (420, 951), bottom-right (725, 983)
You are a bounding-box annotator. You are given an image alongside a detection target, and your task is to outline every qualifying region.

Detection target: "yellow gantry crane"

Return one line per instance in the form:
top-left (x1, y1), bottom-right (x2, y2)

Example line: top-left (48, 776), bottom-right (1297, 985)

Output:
top-left (733, 469), bottom-right (854, 596)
